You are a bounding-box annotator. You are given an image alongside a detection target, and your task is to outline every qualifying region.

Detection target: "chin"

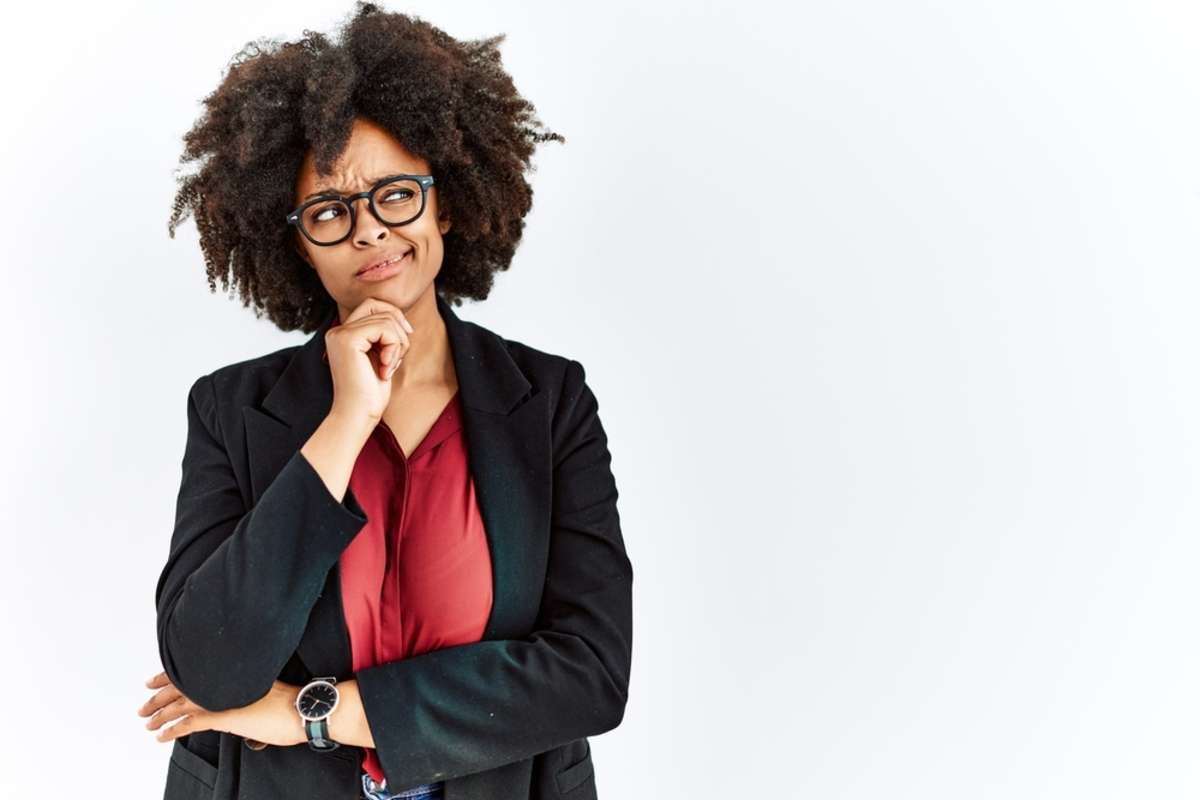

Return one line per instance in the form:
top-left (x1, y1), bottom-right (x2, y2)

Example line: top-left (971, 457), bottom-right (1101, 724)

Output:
top-left (359, 281), bottom-right (428, 312)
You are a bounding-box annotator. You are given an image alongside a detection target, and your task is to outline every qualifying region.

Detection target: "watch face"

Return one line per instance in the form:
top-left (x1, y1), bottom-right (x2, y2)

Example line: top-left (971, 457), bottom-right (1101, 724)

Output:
top-left (297, 681), bottom-right (339, 721)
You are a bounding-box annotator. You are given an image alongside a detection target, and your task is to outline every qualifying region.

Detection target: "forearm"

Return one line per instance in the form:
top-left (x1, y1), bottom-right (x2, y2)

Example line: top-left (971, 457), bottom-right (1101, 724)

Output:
top-left (354, 630), bottom-right (629, 788)
top-left (300, 410), bottom-right (375, 503)
top-left (158, 401), bottom-right (372, 712)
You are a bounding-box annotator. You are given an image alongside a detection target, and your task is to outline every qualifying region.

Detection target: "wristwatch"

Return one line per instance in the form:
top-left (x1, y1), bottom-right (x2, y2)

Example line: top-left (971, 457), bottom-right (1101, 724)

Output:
top-left (295, 676), bottom-right (341, 752)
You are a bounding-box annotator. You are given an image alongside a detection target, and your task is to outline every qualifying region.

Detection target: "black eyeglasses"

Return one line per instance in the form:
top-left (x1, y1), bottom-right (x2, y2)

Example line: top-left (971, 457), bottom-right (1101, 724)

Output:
top-left (285, 174), bottom-right (436, 246)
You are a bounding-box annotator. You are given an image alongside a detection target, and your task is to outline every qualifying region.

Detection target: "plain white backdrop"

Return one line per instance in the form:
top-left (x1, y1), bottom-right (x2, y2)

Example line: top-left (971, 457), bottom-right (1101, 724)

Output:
top-left (1, 0), bottom-right (1198, 797)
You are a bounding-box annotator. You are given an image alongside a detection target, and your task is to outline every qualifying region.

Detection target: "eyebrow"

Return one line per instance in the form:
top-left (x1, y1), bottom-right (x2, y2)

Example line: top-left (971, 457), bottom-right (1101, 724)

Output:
top-left (303, 174), bottom-right (404, 201)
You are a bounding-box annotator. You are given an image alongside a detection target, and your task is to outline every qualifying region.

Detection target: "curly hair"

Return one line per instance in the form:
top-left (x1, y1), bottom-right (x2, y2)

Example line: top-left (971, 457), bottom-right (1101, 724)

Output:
top-left (167, 2), bottom-right (565, 332)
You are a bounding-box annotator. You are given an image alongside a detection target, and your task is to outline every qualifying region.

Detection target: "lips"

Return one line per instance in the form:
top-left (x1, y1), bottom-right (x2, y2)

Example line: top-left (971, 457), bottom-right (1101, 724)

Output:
top-left (356, 249), bottom-right (413, 276)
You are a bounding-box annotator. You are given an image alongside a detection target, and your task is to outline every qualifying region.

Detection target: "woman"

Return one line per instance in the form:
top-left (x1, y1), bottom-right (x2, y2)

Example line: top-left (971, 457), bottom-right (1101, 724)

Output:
top-left (135, 5), bottom-right (632, 799)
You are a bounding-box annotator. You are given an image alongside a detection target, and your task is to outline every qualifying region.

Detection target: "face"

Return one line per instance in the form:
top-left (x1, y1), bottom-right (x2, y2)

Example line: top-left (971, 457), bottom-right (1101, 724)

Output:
top-left (291, 117), bottom-right (451, 321)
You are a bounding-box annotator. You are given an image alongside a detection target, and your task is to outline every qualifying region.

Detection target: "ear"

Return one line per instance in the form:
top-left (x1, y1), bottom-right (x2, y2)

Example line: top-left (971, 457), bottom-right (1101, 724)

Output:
top-left (438, 213), bottom-right (452, 236)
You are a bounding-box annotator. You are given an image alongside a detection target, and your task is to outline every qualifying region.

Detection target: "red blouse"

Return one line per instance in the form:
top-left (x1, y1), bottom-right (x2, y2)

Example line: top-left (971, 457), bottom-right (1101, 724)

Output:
top-left (323, 328), bottom-right (494, 785)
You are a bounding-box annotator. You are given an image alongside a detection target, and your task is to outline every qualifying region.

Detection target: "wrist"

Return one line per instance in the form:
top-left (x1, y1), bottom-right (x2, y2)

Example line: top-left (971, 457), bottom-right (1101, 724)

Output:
top-left (296, 677), bottom-right (343, 751)
top-left (325, 406), bottom-right (377, 441)
top-left (289, 685), bottom-right (307, 746)
top-left (300, 411), bottom-right (376, 504)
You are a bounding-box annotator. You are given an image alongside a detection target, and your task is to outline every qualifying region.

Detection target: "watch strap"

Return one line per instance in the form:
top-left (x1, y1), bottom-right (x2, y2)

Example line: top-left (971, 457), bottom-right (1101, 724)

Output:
top-left (305, 716), bottom-right (340, 751)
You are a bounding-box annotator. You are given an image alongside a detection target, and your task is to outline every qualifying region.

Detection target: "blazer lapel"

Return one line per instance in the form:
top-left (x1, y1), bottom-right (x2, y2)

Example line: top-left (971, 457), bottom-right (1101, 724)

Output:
top-left (240, 294), bottom-right (551, 682)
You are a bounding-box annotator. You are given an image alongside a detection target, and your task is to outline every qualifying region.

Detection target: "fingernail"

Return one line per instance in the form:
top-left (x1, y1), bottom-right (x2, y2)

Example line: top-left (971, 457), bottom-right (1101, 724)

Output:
top-left (403, 320), bottom-right (414, 333)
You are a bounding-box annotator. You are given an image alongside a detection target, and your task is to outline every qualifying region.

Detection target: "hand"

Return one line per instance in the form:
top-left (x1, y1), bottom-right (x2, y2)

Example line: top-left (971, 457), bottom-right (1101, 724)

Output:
top-left (137, 670), bottom-right (306, 748)
top-left (326, 297), bottom-right (415, 423)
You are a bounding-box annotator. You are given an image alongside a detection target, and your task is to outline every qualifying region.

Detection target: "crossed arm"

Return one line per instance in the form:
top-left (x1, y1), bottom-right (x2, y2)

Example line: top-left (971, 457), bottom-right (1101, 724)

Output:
top-left (137, 668), bottom-right (374, 749)
top-left (150, 359), bottom-right (631, 788)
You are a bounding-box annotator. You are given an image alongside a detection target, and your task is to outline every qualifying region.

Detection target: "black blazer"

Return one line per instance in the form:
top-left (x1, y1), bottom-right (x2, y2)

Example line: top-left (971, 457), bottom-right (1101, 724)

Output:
top-left (154, 294), bottom-right (632, 800)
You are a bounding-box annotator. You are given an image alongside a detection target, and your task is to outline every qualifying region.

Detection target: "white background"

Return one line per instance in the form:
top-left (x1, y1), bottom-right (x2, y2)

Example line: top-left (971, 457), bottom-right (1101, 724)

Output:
top-left (1, 0), bottom-right (1198, 797)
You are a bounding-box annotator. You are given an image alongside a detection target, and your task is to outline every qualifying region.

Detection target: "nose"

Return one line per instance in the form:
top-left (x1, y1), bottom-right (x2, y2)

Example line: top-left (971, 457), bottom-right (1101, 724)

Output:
top-left (349, 195), bottom-right (390, 244)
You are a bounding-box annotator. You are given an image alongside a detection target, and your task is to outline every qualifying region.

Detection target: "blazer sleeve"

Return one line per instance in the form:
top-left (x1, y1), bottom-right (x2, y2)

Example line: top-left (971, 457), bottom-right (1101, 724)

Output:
top-left (154, 373), bottom-right (369, 712)
top-left (353, 358), bottom-right (633, 789)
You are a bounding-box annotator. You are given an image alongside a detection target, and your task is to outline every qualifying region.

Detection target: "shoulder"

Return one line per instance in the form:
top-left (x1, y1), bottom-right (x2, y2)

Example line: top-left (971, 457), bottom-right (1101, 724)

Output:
top-left (216, 342), bottom-right (302, 395)
top-left (494, 329), bottom-right (576, 383)
top-left (484, 326), bottom-right (595, 410)
top-left (183, 342), bottom-right (301, 422)
top-left (457, 319), bottom-right (606, 456)
top-left (487, 329), bottom-right (607, 457)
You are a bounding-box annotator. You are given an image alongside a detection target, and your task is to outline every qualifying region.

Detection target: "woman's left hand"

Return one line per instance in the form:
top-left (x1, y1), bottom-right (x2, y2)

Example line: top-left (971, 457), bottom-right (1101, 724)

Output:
top-left (138, 670), bottom-right (306, 748)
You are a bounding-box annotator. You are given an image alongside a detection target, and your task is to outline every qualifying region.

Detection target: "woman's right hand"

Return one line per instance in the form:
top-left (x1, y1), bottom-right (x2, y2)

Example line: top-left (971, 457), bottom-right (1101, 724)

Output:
top-left (324, 297), bottom-right (415, 424)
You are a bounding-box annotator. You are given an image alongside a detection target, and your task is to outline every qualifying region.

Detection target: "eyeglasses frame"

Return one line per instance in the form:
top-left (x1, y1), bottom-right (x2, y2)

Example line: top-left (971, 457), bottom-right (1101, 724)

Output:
top-left (285, 174), bottom-right (436, 246)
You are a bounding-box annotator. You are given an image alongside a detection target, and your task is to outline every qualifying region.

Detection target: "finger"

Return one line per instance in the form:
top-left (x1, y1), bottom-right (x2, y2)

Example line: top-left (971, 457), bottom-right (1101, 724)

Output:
top-left (344, 296), bottom-right (401, 325)
top-left (377, 308), bottom-right (411, 360)
top-left (155, 715), bottom-right (192, 743)
top-left (345, 297), bottom-right (415, 334)
top-left (138, 683), bottom-right (183, 717)
top-left (146, 671), bottom-right (168, 689)
top-left (145, 694), bottom-right (191, 731)
top-left (352, 313), bottom-right (408, 375)
top-left (386, 350), bottom-right (403, 380)
top-left (375, 316), bottom-right (409, 373)
top-left (137, 681), bottom-right (180, 719)
top-left (329, 312), bottom-right (408, 382)
top-left (360, 310), bottom-right (409, 349)
top-left (340, 314), bottom-right (407, 357)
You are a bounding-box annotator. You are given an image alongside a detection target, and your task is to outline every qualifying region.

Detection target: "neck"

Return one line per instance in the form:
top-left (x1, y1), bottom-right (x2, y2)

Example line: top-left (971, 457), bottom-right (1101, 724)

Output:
top-left (386, 288), bottom-right (453, 392)
top-left (395, 317), bottom-right (450, 390)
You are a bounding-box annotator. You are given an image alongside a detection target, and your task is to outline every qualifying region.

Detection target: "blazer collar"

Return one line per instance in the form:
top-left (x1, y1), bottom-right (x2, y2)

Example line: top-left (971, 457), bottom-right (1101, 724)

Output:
top-left (261, 293), bottom-right (531, 433)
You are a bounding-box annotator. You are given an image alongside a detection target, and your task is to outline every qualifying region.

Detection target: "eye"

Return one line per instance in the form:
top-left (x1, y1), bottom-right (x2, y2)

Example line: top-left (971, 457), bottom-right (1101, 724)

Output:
top-left (313, 204), bottom-right (345, 223)
top-left (380, 188), bottom-right (415, 203)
